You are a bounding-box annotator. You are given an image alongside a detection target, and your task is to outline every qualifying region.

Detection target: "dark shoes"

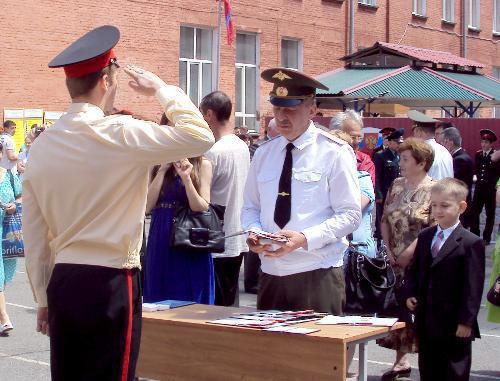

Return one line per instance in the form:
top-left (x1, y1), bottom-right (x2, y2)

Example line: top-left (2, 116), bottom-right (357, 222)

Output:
top-left (381, 368), bottom-right (411, 380)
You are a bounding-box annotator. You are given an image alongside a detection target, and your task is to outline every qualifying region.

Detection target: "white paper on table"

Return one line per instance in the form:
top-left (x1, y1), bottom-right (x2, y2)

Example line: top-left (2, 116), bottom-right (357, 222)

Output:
top-left (264, 326), bottom-right (320, 334)
top-left (316, 315), bottom-right (398, 327)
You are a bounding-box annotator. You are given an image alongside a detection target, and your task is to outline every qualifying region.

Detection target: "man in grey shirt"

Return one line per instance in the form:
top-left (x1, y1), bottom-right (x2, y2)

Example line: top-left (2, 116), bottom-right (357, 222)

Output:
top-left (201, 91), bottom-right (250, 306)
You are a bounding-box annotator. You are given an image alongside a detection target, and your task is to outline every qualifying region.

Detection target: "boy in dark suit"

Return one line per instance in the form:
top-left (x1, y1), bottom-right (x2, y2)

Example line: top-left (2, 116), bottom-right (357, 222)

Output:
top-left (404, 178), bottom-right (485, 381)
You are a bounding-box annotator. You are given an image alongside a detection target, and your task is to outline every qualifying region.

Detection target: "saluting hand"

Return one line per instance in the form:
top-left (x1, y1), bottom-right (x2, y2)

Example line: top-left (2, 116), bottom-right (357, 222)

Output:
top-left (262, 230), bottom-right (308, 258)
top-left (124, 64), bottom-right (165, 96)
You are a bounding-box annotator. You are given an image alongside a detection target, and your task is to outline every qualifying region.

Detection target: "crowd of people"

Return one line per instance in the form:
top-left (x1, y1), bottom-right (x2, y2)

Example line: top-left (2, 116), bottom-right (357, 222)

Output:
top-left (0, 25), bottom-right (498, 381)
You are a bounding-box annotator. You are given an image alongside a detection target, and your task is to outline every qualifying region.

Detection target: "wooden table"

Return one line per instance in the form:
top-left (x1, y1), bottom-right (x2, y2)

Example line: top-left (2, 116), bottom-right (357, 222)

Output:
top-left (137, 304), bottom-right (404, 381)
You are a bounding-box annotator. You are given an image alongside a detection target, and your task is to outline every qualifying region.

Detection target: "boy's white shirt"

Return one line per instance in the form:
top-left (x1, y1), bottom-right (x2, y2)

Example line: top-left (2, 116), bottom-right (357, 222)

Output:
top-left (431, 220), bottom-right (461, 252)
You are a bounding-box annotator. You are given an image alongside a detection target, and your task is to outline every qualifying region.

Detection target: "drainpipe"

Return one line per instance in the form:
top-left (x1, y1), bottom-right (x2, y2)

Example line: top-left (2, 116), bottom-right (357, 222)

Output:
top-left (462, 0), bottom-right (467, 57)
top-left (349, 0), bottom-right (355, 54)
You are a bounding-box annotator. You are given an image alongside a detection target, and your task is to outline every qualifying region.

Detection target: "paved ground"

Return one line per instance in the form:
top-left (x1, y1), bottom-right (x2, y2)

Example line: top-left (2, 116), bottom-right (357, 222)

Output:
top-left (1, 215), bottom-right (500, 380)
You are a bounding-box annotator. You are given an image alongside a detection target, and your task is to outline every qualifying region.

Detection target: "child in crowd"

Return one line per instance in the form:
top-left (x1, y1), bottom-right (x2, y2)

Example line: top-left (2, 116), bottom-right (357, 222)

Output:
top-left (404, 178), bottom-right (485, 381)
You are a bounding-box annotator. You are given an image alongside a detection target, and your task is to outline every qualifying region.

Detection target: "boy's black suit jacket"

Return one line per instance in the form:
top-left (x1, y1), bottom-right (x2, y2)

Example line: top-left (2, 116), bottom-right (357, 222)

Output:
top-left (404, 224), bottom-right (485, 339)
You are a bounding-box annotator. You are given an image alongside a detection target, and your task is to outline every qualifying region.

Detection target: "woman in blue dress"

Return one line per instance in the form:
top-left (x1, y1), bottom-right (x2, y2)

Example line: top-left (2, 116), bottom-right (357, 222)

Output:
top-left (0, 168), bottom-right (22, 334)
top-left (144, 157), bottom-right (214, 304)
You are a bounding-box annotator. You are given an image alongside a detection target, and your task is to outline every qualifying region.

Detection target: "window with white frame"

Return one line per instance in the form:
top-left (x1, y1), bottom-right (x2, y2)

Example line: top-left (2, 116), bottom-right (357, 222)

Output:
top-left (494, 0), bottom-right (500, 33)
top-left (469, 0), bottom-right (480, 28)
top-left (179, 26), bottom-right (214, 106)
top-left (281, 39), bottom-right (302, 71)
top-left (442, 0), bottom-right (454, 22)
top-left (359, 0), bottom-right (377, 6)
top-left (493, 67), bottom-right (500, 117)
top-left (235, 33), bottom-right (259, 130)
top-left (412, 0), bottom-right (426, 16)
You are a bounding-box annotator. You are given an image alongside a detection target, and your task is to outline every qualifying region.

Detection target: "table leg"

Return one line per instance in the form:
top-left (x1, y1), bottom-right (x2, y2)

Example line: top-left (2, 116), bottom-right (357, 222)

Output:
top-left (358, 342), bottom-right (367, 381)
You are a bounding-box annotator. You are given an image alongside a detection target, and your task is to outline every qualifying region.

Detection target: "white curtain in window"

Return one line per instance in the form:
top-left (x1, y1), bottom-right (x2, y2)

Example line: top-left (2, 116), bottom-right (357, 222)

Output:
top-left (442, 0), bottom-right (454, 21)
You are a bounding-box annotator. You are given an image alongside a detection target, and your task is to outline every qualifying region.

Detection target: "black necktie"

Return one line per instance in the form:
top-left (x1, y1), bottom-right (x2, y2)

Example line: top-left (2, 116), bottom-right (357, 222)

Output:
top-left (274, 143), bottom-right (295, 228)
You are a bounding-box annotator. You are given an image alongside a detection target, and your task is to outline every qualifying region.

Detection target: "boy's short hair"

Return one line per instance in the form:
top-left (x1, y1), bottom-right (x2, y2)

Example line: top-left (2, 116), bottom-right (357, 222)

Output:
top-left (431, 177), bottom-right (468, 202)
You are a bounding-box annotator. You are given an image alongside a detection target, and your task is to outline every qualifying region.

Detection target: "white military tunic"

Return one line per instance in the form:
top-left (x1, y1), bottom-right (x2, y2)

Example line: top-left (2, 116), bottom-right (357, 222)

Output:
top-left (241, 122), bottom-right (361, 277)
top-left (23, 84), bottom-right (215, 307)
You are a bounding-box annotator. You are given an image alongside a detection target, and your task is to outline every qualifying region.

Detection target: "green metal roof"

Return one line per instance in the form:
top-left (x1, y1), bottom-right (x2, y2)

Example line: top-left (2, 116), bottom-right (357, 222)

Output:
top-left (322, 68), bottom-right (487, 101)
top-left (317, 68), bottom-right (396, 95)
top-left (436, 71), bottom-right (500, 100)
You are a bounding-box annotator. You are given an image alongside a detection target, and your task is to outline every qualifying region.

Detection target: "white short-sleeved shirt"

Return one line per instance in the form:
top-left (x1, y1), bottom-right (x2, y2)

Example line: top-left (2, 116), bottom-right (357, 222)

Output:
top-left (205, 134), bottom-right (250, 258)
top-left (426, 138), bottom-right (454, 180)
top-left (0, 133), bottom-right (17, 172)
top-left (242, 123), bottom-right (361, 276)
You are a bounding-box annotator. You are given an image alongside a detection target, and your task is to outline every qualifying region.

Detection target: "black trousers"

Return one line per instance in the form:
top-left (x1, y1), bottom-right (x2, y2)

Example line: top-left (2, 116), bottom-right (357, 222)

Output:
top-left (471, 185), bottom-right (496, 242)
top-left (214, 254), bottom-right (244, 307)
top-left (419, 335), bottom-right (472, 381)
top-left (257, 267), bottom-right (346, 314)
top-left (47, 264), bottom-right (142, 381)
top-left (243, 251), bottom-right (261, 293)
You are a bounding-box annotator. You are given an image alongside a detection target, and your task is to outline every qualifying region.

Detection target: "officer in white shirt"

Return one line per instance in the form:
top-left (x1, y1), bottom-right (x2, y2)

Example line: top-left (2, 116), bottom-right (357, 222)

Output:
top-left (408, 110), bottom-right (454, 180)
top-left (242, 68), bottom-right (361, 313)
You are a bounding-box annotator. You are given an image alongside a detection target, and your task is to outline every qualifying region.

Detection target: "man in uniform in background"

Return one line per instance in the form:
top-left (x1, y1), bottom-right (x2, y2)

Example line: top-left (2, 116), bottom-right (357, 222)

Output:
top-left (372, 127), bottom-right (395, 157)
top-left (409, 110), bottom-right (453, 180)
top-left (373, 128), bottom-right (403, 247)
top-left (471, 129), bottom-right (498, 245)
top-left (242, 67), bottom-right (361, 314)
top-left (23, 25), bottom-right (214, 380)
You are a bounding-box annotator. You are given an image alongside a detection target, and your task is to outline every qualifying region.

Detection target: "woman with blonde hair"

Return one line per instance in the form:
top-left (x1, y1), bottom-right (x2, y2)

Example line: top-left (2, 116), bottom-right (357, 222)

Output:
top-left (144, 156), bottom-right (214, 304)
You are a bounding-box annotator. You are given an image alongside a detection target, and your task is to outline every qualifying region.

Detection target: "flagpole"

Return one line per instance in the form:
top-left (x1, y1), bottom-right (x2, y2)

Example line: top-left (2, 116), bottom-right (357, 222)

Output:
top-left (216, 0), bottom-right (222, 90)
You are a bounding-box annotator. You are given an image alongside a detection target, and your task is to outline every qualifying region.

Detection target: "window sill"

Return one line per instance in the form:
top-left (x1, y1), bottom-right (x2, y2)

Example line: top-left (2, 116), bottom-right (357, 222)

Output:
top-left (358, 3), bottom-right (378, 10)
top-left (412, 13), bottom-right (428, 20)
top-left (441, 19), bottom-right (456, 26)
top-left (468, 26), bottom-right (481, 33)
top-left (493, 31), bottom-right (500, 37)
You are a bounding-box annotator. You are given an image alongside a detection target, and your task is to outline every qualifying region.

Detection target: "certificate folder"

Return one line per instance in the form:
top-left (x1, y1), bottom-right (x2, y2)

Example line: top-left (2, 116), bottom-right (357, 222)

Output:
top-left (143, 300), bottom-right (196, 312)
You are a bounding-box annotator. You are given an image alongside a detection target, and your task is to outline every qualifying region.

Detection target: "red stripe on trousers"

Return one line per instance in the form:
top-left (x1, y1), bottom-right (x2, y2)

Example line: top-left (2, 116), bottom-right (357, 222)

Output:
top-left (121, 270), bottom-right (133, 381)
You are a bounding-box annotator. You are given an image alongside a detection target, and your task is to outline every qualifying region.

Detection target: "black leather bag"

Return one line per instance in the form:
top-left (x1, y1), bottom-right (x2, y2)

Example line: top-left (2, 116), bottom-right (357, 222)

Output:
top-left (344, 245), bottom-right (398, 317)
top-left (487, 275), bottom-right (500, 307)
top-left (170, 204), bottom-right (226, 253)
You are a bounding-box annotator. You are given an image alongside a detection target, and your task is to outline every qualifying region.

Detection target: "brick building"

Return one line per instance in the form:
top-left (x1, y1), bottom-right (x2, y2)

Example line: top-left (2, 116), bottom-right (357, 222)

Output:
top-left (1, 0), bottom-right (499, 132)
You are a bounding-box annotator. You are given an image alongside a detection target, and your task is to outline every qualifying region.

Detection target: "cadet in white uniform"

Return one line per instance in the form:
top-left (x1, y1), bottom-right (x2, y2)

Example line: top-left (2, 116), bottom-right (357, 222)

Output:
top-left (242, 68), bottom-right (361, 313)
top-left (23, 26), bottom-right (214, 381)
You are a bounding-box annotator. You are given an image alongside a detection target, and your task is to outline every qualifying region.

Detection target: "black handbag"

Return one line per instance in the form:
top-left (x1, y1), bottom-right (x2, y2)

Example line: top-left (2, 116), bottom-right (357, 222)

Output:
top-left (487, 275), bottom-right (500, 307)
top-left (170, 204), bottom-right (226, 253)
top-left (344, 245), bottom-right (398, 317)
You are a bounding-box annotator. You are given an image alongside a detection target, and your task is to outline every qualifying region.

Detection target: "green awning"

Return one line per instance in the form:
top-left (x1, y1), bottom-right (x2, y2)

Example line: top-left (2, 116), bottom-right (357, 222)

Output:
top-left (315, 66), bottom-right (497, 108)
top-left (436, 71), bottom-right (500, 100)
top-left (317, 68), bottom-right (396, 95)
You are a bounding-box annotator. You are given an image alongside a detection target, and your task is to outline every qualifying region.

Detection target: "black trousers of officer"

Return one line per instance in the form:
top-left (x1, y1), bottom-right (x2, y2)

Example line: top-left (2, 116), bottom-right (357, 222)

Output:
top-left (47, 264), bottom-right (142, 381)
top-left (471, 185), bottom-right (496, 242)
top-left (257, 267), bottom-right (345, 314)
top-left (419, 335), bottom-right (472, 381)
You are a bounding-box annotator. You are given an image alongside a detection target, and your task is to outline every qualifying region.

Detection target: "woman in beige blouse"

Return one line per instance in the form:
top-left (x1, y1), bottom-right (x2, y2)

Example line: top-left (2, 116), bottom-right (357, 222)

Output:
top-left (378, 138), bottom-right (435, 381)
